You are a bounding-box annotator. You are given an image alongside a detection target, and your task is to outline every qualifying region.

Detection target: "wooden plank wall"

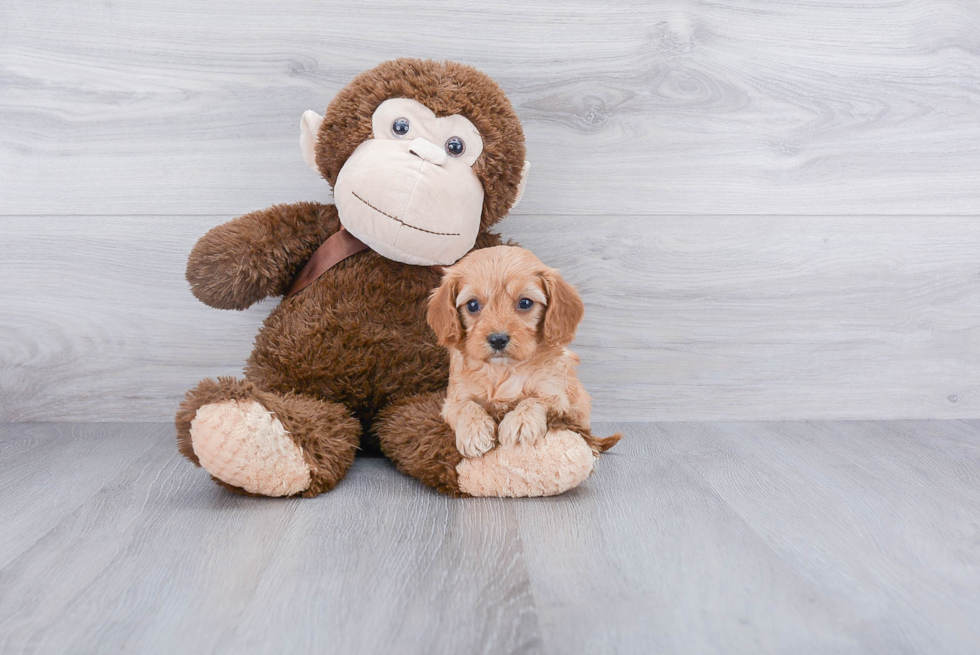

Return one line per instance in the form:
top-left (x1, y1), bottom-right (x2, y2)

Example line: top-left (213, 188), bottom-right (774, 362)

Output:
top-left (1, 0), bottom-right (978, 421)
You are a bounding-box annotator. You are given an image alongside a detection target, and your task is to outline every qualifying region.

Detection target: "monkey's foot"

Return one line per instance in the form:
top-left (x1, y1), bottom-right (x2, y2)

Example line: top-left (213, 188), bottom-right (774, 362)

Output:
top-left (456, 429), bottom-right (595, 497)
top-left (190, 399), bottom-right (312, 497)
top-left (176, 377), bottom-right (361, 497)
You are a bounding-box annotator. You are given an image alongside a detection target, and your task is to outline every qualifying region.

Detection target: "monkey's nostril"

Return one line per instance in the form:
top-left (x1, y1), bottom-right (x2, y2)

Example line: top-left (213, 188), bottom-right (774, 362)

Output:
top-left (407, 138), bottom-right (447, 165)
top-left (488, 333), bottom-right (510, 351)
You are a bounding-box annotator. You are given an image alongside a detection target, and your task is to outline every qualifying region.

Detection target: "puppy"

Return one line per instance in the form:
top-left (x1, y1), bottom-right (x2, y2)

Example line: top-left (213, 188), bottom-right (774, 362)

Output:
top-left (427, 245), bottom-right (620, 458)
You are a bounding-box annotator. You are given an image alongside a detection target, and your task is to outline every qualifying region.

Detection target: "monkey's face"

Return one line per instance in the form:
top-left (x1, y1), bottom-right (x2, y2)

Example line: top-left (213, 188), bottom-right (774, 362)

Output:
top-left (332, 98), bottom-right (486, 266)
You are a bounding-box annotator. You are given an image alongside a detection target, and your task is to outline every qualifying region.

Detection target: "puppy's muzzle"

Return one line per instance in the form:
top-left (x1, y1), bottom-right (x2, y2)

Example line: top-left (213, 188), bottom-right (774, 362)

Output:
top-left (487, 332), bottom-right (510, 352)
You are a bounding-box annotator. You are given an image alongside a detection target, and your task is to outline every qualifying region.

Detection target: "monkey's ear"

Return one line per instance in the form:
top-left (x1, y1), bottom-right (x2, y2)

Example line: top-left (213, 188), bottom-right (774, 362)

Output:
top-left (427, 272), bottom-right (464, 347)
top-left (510, 160), bottom-right (531, 210)
top-left (300, 110), bottom-right (325, 175)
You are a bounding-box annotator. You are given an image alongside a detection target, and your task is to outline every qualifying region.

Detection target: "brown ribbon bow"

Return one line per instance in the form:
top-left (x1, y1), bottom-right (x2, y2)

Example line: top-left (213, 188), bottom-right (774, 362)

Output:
top-left (286, 226), bottom-right (446, 297)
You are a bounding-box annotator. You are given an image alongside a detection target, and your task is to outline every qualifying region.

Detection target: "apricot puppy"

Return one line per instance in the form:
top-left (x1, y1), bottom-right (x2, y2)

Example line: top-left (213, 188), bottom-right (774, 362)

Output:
top-left (427, 245), bottom-right (601, 458)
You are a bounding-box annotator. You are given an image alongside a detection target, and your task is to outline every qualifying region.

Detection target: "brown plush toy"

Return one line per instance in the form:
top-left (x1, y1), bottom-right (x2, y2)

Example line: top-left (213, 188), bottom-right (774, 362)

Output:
top-left (176, 58), bottom-right (603, 497)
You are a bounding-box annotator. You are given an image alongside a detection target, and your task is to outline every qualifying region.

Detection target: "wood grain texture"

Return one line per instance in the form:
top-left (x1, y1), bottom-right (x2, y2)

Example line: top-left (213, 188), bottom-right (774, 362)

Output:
top-left (0, 423), bottom-right (157, 568)
top-left (514, 420), bottom-right (980, 654)
top-left (2, 214), bottom-right (977, 422)
top-left (0, 424), bottom-right (540, 655)
top-left (1, 421), bottom-right (978, 654)
top-left (2, 0), bottom-right (980, 215)
top-left (507, 214), bottom-right (980, 421)
top-left (2, 1), bottom-right (979, 421)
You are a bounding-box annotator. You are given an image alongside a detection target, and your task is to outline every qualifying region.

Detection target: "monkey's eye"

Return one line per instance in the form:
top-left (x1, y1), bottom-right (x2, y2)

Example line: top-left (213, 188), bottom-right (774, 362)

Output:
top-left (465, 299), bottom-right (481, 313)
top-left (391, 118), bottom-right (410, 137)
top-left (518, 298), bottom-right (534, 310)
top-left (445, 136), bottom-right (465, 157)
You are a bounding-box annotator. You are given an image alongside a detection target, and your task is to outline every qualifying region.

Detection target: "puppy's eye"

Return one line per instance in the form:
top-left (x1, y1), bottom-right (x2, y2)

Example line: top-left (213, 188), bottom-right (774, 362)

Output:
top-left (391, 118), bottom-right (410, 137)
top-left (466, 299), bottom-right (481, 313)
top-left (518, 298), bottom-right (534, 310)
top-left (445, 136), bottom-right (465, 157)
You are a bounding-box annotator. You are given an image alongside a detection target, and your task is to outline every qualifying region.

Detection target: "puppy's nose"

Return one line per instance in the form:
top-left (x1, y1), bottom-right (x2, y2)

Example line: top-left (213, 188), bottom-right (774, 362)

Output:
top-left (487, 332), bottom-right (510, 351)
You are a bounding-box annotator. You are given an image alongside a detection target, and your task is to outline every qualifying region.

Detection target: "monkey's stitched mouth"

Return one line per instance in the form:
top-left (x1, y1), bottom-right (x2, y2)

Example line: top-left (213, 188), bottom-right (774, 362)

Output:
top-left (351, 191), bottom-right (461, 237)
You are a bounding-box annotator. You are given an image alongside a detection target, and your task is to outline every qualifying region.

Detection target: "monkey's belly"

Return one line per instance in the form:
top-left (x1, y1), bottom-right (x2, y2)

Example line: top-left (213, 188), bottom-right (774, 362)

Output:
top-left (244, 255), bottom-right (448, 427)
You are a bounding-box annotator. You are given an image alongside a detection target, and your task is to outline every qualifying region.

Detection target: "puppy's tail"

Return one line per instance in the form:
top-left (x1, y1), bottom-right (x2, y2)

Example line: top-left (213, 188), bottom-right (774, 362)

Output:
top-left (547, 413), bottom-right (623, 455)
top-left (585, 431), bottom-right (622, 454)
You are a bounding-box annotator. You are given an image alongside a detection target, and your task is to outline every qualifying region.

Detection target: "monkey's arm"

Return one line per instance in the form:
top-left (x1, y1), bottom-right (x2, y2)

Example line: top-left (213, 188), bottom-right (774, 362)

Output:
top-left (186, 202), bottom-right (339, 310)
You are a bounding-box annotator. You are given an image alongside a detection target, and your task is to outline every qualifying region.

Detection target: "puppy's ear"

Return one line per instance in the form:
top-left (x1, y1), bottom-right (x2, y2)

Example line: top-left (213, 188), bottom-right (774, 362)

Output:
top-left (427, 271), bottom-right (464, 347)
top-left (541, 268), bottom-right (585, 347)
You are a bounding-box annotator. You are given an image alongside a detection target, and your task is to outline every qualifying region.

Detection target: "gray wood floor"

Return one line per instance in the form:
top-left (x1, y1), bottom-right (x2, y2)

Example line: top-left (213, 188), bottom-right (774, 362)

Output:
top-left (2, 421), bottom-right (978, 654)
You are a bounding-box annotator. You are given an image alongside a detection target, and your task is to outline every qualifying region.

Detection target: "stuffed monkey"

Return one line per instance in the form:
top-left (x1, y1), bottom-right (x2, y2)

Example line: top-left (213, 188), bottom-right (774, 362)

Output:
top-left (176, 58), bottom-right (600, 497)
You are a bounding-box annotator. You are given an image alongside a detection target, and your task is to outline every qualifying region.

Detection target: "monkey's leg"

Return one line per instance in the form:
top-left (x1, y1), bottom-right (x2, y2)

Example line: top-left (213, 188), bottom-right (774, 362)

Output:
top-left (175, 377), bottom-right (360, 497)
top-left (375, 392), bottom-right (596, 497)
top-left (374, 392), bottom-right (468, 496)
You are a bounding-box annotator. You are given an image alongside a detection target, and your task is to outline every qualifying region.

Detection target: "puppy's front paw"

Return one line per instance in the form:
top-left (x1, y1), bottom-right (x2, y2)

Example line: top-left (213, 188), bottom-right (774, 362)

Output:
top-left (455, 412), bottom-right (496, 458)
top-left (498, 401), bottom-right (547, 447)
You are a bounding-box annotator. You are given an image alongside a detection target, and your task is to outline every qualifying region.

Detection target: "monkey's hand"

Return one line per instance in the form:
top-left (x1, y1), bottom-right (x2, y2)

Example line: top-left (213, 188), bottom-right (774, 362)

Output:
top-left (498, 399), bottom-right (547, 447)
top-left (186, 202), bottom-right (338, 310)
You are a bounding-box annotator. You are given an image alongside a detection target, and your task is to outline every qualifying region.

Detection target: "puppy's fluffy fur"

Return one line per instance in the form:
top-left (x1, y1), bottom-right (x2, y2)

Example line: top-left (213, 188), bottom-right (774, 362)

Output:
top-left (428, 246), bottom-right (621, 458)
